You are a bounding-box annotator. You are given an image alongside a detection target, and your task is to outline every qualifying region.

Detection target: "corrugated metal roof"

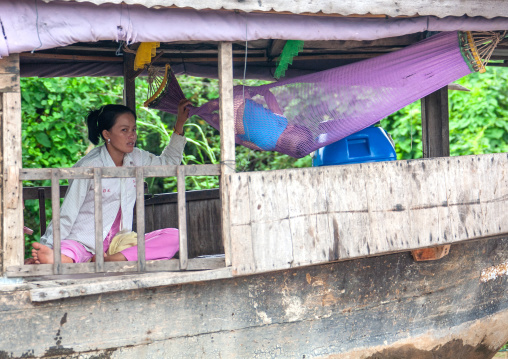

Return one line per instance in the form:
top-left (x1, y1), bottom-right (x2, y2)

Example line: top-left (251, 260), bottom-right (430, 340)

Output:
top-left (41, 0), bottom-right (508, 18)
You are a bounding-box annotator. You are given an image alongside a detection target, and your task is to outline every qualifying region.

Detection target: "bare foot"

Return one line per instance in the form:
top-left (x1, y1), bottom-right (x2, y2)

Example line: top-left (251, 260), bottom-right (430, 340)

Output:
top-left (32, 242), bottom-right (74, 264)
top-left (104, 253), bottom-right (127, 262)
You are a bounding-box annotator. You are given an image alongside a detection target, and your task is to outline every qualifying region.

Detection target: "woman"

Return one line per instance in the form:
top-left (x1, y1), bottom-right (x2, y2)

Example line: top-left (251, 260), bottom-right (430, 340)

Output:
top-left (32, 99), bottom-right (191, 264)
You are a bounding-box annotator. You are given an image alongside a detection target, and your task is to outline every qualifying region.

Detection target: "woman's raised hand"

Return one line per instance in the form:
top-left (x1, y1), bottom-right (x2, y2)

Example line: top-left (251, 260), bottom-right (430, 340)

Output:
top-left (174, 99), bottom-right (191, 136)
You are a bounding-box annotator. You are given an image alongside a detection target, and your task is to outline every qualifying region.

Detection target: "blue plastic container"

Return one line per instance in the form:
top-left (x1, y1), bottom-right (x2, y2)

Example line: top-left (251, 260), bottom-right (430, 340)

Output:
top-left (313, 126), bottom-right (396, 167)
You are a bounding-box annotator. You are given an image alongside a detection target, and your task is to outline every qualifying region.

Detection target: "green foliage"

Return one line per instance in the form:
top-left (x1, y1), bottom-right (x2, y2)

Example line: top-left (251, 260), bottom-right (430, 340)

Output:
top-left (381, 67), bottom-right (508, 159)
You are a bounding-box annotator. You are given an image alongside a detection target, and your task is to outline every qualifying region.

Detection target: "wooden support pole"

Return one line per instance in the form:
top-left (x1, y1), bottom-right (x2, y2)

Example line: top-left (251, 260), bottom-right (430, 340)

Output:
top-left (421, 86), bottom-right (450, 158)
top-left (94, 168), bottom-right (104, 272)
top-left (51, 170), bottom-right (62, 274)
top-left (177, 165), bottom-right (188, 270)
top-left (136, 168), bottom-right (146, 272)
top-left (412, 86), bottom-right (451, 261)
top-left (1, 54), bottom-right (23, 273)
top-left (218, 42), bottom-right (235, 267)
top-left (123, 52), bottom-right (136, 113)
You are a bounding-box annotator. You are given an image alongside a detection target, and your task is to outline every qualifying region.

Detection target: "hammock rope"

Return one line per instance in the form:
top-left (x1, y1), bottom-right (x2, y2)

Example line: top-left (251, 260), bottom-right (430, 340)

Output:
top-left (144, 31), bottom-right (505, 158)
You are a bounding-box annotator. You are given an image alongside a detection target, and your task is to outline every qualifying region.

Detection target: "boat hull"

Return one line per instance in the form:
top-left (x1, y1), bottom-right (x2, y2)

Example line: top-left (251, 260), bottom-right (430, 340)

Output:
top-left (1, 235), bottom-right (507, 358)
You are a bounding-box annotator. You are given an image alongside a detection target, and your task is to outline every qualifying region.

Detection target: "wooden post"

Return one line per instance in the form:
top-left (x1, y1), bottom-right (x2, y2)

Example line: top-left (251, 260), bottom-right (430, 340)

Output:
top-left (51, 170), bottom-right (62, 274)
top-left (177, 165), bottom-right (188, 270)
top-left (94, 168), bottom-right (104, 272)
top-left (218, 42), bottom-right (235, 267)
top-left (123, 52), bottom-right (136, 113)
top-left (412, 86), bottom-right (451, 261)
top-left (421, 86), bottom-right (450, 158)
top-left (1, 54), bottom-right (22, 273)
top-left (136, 168), bottom-right (146, 272)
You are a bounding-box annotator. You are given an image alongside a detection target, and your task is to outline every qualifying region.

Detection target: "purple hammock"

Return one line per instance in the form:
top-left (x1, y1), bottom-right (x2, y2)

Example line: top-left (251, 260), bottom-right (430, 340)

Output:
top-left (145, 31), bottom-right (482, 158)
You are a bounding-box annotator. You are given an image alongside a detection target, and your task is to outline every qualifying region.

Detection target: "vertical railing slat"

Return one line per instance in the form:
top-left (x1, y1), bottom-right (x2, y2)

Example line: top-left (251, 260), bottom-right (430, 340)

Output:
top-left (94, 168), bottom-right (104, 272)
top-left (177, 165), bottom-right (188, 270)
top-left (50, 169), bottom-right (62, 274)
top-left (136, 168), bottom-right (146, 272)
top-left (37, 188), bottom-right (47, 236)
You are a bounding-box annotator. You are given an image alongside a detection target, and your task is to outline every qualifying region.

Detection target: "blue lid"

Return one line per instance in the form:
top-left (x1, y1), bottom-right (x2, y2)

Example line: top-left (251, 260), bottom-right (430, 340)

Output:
top-left (313, 126), bottom-right (396, 167)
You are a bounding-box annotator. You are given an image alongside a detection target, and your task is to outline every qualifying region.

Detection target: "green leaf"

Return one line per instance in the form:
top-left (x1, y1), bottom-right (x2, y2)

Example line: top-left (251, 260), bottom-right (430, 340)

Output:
top-left (34, 132), bottom-right (51, 147)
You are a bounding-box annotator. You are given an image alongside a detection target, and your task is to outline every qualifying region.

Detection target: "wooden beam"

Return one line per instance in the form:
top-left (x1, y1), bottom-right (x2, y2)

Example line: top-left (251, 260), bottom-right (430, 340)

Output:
top-left (123, 52), bottom-right (136, 113)
top-left (6, 257), bottom-right (227, 278)
top-left (136, 167), bottom-right (146, 272)
top-left (51, 171), bottom-right (62, 274)
top-left (413, 86), bottom-right (450, 261)
top-left (177, 166), bottom-right (188, 270)
top-left (19, 52), bottom-right (122, 63)
top-left (421, 86), bottom-right (450, 158)
top-left (1, 54), bottom-right (22, 273)
top-left (94, 168), bottom-right (104, 272)
top-left (267, 40), bottom-right (287, 59)
top-left (0, 54), bottom-right (20, 93)
top-left (218, 42), bottom-right (235, 267)
top-left (19, 164), bottom-right (220, 181)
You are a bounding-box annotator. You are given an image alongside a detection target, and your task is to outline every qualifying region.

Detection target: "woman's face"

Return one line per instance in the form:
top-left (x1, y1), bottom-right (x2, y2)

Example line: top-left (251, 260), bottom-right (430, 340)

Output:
top-left (102, 112), bottom-right (137, 155)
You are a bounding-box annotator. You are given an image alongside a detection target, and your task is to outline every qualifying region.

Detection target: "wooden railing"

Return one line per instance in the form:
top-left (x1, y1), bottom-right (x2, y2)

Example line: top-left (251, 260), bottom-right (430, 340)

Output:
top-left (6, 164), bottom-right (223, 277)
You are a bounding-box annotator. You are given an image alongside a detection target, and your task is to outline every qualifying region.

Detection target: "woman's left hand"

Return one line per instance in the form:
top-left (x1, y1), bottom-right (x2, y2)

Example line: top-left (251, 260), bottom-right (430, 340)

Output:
top-left (174, 99), bottom-right (191, 136)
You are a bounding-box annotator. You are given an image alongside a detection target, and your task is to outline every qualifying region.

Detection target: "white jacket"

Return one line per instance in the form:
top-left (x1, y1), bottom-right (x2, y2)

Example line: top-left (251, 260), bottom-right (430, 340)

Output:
top-left (40, 133), bottom-right (186, 253)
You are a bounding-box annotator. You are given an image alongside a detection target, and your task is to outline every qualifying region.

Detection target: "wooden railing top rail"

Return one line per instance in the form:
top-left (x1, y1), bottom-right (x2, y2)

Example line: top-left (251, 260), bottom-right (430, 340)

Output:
top-left (20, 164), bottom-right (220, 181)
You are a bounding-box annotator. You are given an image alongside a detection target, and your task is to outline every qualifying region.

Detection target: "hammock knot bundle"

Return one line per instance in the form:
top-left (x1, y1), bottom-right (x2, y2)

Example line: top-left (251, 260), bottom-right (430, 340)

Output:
top-left (145, 31), bottom-right (505, 158)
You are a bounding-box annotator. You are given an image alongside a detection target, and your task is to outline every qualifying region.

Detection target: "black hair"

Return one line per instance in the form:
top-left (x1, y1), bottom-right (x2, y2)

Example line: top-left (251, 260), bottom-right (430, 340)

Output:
top-left (86, 104), bottom-right (137, 145)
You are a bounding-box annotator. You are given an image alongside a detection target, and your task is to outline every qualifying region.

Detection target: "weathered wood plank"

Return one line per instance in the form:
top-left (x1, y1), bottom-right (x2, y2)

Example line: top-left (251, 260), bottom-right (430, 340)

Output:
top-left (325, 164), bottom-right (371, 258)
top-left (2, 237), bottom-right (507, 358)
top-left (93, 168), bottom-right (104, 272)
top-left (0, 94), bottom-right (3, 272)
top-left (218, 42), bottom-right (235, 267)
top-left (0, 54), bottom-right (20, 93)
top-left (249, 170), bottom-right (290, 223)
top-left (445, 156), bottom-right (483, 241)
top-left (2, 90), bottom-right (23, 270)
top-left (29, 265), bottom-right (232, 302)
top-left (477, 153), bottom-right (508, 236)
top-left (187, 198), bottom-right (223, 257)
top-left (286, 168), bottom-right (332, 266)
top-left (228, 174), bottom-right (251, 227)
top-left (365, 161), bottom-right (412, 253)
top-left (230, 224), bottom-right (254, 275)
top-left (408, 158), bottom-right (450, 247)
top-left (19, 164), bottom-right (220, 181)
top-left (6, 257), bottom-right (226, 278)
top-left (177, 165), bottom-right (188, 270)
top-left (250, 219), bottom-right (293, 272)
top-left (135, 168), bottom-right (146, 272)
top-left (123, 51), bottom-right (136, 113)
top-left (234, 170), bottom-right (293, 273)
top-left (51, 171), bottom-right (62, 274)
top-left (421, 86), bottom-right (449, 158)
top-left (229, 153), bottom-right (508, 275)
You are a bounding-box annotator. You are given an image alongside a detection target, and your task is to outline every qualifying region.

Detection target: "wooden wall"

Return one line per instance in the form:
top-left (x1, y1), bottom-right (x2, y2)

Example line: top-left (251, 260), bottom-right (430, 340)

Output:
top-left (143, 189), bottom-right (223, 258)
top-left (229, 153), bottom-right (508, 275)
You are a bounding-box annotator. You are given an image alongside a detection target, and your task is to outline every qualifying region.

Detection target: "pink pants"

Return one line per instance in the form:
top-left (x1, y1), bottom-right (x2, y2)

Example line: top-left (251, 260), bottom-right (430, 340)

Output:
top-left (60, 210), bottom-right (179, 263)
